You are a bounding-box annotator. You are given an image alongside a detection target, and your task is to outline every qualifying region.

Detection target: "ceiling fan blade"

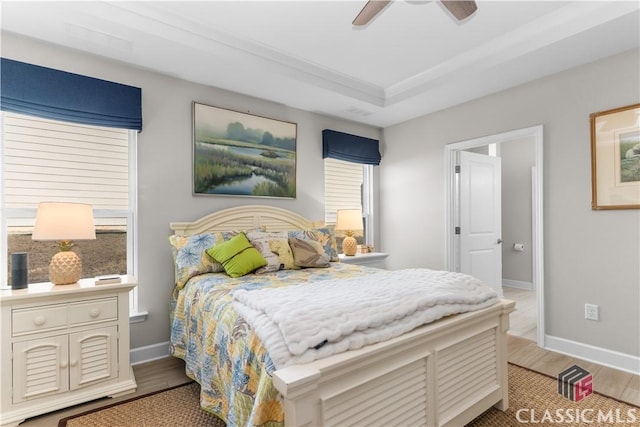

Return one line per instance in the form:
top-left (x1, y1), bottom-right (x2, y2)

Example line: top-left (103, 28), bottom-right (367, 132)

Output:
top-left (353, 0), bottom-right (392, 26)
top-left (440, 0), bottom-right (477, 21)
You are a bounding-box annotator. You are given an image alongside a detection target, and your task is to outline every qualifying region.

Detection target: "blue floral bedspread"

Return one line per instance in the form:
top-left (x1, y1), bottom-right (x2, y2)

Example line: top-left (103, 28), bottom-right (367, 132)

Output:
top-left (169, 263), bottom-right (379, 427)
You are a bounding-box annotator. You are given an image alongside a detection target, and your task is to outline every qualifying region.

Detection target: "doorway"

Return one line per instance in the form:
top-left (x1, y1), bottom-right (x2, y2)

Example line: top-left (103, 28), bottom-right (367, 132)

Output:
top-left (444, 125), bottom-right (544, 346)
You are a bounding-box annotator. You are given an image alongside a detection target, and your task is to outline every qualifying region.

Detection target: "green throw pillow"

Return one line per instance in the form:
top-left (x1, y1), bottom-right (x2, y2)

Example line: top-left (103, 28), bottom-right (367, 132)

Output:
top-left (206, 232), bottom-right (267, 278)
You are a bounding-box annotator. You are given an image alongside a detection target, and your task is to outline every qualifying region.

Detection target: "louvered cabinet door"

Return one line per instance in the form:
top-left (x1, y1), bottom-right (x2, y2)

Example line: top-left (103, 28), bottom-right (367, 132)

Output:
top-left (12, 335), bottom-right (69, 403)
top-left (69, 326), bottom-right (118, 390)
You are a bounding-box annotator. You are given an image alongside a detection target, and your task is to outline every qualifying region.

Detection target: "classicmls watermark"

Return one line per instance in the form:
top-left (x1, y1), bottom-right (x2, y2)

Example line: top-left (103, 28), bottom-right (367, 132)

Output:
top-left (558, 364), bottom-right (593, 402)
top-left (514, 365), bottom-right (638, 424)
top-left (515, 408), bottom-right (638, 424)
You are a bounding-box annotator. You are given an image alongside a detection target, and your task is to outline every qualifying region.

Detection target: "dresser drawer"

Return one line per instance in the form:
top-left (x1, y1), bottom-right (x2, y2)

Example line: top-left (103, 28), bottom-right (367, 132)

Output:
top-left (13, 304), bottom-right (68, 335)
top-left (68, 297), bottom-right (118, 326)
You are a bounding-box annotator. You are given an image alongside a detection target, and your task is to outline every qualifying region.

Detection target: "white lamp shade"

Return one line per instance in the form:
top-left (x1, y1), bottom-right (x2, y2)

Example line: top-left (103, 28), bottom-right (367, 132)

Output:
top-left (32, 202), bottom-right (96, 241)
top-left (335, 209), bottom-right (363, 231)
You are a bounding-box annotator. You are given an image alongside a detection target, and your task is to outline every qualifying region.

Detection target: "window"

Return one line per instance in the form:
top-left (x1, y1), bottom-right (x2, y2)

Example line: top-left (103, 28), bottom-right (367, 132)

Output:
top-left (324, 158), bottom-right (374, 250)
top-left (321, 128), bottom-right (380, 251)
top-left (1, 112), bottom-right (139, 316)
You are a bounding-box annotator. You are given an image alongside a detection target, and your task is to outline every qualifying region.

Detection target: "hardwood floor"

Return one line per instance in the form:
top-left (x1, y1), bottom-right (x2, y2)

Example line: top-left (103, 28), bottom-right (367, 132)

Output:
top-left (503, 286), bottom-right (537, 341)
top-left (18, 336), bottom-right (639, 426)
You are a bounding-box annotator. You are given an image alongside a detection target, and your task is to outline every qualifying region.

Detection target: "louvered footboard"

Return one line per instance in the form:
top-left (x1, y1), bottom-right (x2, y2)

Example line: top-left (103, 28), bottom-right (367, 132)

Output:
top-left (273, 299), bottom-right (514, 427)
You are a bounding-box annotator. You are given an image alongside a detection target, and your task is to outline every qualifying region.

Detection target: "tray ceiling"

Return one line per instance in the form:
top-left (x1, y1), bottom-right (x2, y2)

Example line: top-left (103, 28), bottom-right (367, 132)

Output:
top-left (1, 1), bottom-right (639, 127)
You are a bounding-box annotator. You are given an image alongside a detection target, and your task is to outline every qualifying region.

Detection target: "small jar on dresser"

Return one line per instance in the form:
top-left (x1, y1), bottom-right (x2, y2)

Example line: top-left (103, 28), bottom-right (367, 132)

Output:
top-left (0, 276), bottom-right (137, 427)
top-left (338, 252), bottom-right (389, 269)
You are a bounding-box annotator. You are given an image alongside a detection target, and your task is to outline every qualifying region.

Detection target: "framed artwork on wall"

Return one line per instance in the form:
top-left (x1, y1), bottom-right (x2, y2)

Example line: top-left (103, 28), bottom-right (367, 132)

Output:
top-left (590, 103), bottom-right (640, 210)
top-left (192, 102), bottom-right (297, 198)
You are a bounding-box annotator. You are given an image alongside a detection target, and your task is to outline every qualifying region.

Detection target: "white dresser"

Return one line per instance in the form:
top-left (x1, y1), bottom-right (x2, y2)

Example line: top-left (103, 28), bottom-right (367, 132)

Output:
top-left (0, 277), bottom-right (137, 426)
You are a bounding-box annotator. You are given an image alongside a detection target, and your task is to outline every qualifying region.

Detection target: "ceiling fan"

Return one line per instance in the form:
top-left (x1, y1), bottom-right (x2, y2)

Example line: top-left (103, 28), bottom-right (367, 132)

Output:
top-left (353, 0), bottom-right (477, 26)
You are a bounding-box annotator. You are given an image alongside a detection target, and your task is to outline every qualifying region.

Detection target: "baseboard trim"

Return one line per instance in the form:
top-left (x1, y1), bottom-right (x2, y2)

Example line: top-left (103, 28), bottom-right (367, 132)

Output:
top-left (130, 341), bottom-right (171, 365)
top-left (503, 279), bottom-right (533, 291)
top-left (545, 335), bottom-right (640, 375)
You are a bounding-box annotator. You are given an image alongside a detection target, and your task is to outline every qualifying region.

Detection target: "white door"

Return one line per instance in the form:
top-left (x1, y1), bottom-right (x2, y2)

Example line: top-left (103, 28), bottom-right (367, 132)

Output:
top-left (458, 151), bottom-right (503, 296)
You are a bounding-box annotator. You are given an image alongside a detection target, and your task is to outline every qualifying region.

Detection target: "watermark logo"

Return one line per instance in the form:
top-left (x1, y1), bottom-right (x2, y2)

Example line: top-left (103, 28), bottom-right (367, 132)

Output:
top-left (557, 365), bottom-right (592, 402)
top-left (515, 365), bottom-right (637, 423)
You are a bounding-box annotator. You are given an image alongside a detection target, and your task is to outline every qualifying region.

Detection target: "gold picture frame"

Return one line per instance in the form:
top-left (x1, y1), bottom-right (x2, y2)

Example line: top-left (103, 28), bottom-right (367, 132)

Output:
top-left (590, 103), bottom-right (640, 210)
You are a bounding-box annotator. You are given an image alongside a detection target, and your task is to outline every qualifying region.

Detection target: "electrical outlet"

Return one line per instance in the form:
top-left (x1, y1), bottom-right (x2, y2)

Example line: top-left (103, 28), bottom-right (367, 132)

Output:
top-left (585, 304), bottom-right (599, 321)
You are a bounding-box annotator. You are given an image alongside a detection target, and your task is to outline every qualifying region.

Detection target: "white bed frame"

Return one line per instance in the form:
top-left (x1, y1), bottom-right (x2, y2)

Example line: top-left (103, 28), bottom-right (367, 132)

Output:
top-left (170, 205), bottom-right (515, 427)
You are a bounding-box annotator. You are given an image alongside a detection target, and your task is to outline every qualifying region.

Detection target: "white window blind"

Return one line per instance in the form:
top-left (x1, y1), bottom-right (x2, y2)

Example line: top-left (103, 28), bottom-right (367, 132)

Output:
top-left (324, 157), bottom-right (363, 224)
top-left (2, 112), bottom-right (128, 212)
top-left (1, 112), bottom-right (142, 320)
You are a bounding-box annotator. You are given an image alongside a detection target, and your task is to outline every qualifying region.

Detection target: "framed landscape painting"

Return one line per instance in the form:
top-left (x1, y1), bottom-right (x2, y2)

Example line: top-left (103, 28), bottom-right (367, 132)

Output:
top-left (193, 102), bottom-right (296, 198)
top-left (590, 103), bottom-right (640, 210)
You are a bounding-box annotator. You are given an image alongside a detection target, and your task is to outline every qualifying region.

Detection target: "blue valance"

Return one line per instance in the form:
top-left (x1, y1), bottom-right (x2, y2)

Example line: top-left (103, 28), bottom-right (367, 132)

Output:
top-left (0, 58), bottom-right (142, 131)
top-left (322, 129), bottom-right (381, 165)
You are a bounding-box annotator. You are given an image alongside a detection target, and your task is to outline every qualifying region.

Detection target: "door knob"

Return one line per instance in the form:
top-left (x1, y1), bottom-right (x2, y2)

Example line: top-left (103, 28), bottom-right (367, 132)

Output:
top-left (497, 238), bottom-right (503, 244)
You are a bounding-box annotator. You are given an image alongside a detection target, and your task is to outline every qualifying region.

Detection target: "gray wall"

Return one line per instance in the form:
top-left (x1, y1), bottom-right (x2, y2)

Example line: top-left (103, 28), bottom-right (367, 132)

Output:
top-left (501, 138), bottom-right (535, 285)
top-left (2, 32), bottom-right (381, 349)
top-left (381, 48), bottom-right (640, 357)
top-left (3, 32), bottom-right (639, 363)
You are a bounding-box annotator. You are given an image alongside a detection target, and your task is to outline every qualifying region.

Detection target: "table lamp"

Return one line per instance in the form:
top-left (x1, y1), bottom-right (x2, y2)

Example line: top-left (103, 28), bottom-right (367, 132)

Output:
top-left (32, 202), bottom-right (96, 285)
top-left (335, 208), bottom-right (363, 256)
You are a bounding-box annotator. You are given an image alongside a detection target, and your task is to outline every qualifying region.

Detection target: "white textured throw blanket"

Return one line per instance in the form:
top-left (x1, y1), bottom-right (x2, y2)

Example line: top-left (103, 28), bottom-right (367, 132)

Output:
top-left (233, 268), bottom-right (498, 368)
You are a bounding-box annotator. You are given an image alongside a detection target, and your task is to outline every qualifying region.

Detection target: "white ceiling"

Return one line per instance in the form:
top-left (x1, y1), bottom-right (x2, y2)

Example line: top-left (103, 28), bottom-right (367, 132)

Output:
top-left (2, 1), bottom-right (639, 128)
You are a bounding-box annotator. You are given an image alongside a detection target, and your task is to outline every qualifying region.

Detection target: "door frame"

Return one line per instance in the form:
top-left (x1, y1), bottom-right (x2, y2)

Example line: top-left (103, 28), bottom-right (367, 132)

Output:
top-left (444, 125), bottom-right (545, 346)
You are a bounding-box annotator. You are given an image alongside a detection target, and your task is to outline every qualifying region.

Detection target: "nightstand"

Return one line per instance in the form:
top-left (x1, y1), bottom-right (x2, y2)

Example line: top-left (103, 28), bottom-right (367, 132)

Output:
top-left (339, 252), bottom-right (389, 269)
top-left (0, 276), bottom-right (137, 427)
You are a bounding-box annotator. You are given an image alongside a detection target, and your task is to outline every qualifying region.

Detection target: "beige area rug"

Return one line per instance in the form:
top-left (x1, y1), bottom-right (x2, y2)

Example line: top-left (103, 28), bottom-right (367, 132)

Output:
top-left (467, 364), bottom-right (638, 426)
top-left (57, 383), bottom-right (224, 427)
top-left (59, 365), bottom-right (637, 427)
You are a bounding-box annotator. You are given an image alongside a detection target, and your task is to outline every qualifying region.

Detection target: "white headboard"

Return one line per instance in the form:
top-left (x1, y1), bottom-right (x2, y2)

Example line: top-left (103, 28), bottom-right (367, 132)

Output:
top-left (170, 205), bottom-right (325, 236)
